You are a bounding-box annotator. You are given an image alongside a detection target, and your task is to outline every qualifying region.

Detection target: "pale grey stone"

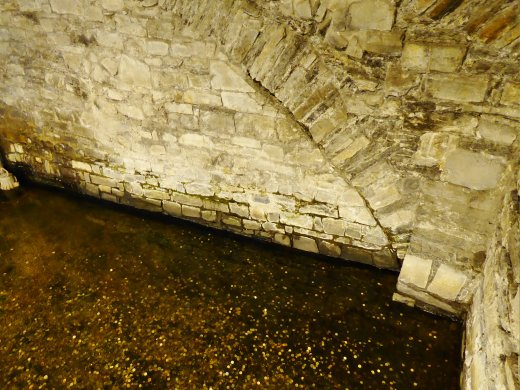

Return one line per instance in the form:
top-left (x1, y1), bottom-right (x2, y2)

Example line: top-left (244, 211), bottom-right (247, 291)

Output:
top-left (441, 149), bottom-right (505, 190)
top-left (102, 0), bottom-right (124, 12)
top-left (280, 213), bottom-right (314, 229)
top-left (318, 241), bottom-right (341, 257)
top-left (164, 102), bottom-right (193, 115)
top-left (222, 92), bottom-right (262, 113)
top-left (147, 40), bottom-right (169, 56)
top-left (183, 90), bottom-right (222, 106)
top-left (91, 175), bottom-right (117, 188)
top-left (222, 216), bottom-right (242, 227)
top-left (426, 74), bottom-right (490, 103)
top-left (50, 0), bottom-right (82, 15)
top-left (293, 236), bottom-right (319, 253)
top-left (185, 183), bottom-right (214, 197)
top-left (427, 264), bottom-right (467, 301)
top-left (338, 206), bottom-right (376, 226)
top-left (229, 203), bottom-right (249, 217)
top-left (171, 192), bottom-right (203, 207)
top-left (398, 254), bottom-right (433, 289)
top-left (182, 205), bottom-right (201, 218)
top-left (243, 220), bottom-right (261, 230)
top-left (118, 55), bottom-right (151, 88)
top-left (300, 204), bottom-right (338, 218)
top-left (210, 60), bottom-right (254, 92)
top-left (143, 188), bottom-right (170, 200)
top-left (274, 233), bottom-right (291, 246)
top-left (322, 218), bottom-right (345, 236)
top-left (71, 160), bottom-right (92, 172)
top-left (163, 201), bottom-right (182, 216)
top-left (478, 116), bottom-right (517, 146)
top-left (201, 210), bottom-right (217, 222)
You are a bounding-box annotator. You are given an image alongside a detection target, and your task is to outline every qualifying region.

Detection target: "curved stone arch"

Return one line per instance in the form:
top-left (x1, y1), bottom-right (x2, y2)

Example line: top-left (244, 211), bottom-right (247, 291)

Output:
top-left (168, 0), bottom-right (520, 315)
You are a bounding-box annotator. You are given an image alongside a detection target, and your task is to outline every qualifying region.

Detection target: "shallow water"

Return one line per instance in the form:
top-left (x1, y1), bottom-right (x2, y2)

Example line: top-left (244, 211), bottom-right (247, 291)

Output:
top-left (0, 185), bottom-right (462, 389)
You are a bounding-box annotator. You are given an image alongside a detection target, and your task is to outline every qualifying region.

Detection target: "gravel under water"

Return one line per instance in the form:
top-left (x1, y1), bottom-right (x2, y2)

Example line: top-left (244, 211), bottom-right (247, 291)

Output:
top-left (0, 185), bottom-right (462, 389)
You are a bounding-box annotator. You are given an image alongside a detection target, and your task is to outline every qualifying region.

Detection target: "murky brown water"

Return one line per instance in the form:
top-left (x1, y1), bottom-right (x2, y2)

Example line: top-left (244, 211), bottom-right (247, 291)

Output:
top-left (0, 185), bottom-right (462, 389)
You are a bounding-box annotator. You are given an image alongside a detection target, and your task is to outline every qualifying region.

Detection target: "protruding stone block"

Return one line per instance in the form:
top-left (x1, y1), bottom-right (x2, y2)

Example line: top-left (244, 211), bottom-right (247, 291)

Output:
top-left (398, 254), bottom-right (432, 289)
top-left (441, 149), bottom-right (504, 190)
top-left (427, 264), bottom-right (467, 301)
top-left (293, 236), bottom-right (319, 253)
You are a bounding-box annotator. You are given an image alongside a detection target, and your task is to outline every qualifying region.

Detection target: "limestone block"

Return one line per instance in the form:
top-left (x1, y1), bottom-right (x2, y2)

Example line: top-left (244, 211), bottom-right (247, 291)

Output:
top-left (501, 82), bottom-right (520, 106)
top-left (179, 134), bottom-right (213, 148)
top-left (243, 219), bottom-right (261, 230)
top-left (222, 216), bottom-right (241, 227)
top-left (293, 236), bottom-right (319, 253)
top-left (294, 0), bottom-right (313, 19)
top-left (373, 249), bottom-right (399, 269)
top-left (478, 116), bottom-right (517, 146)
top-left (50, 0), bottom-right (82, 15)
top-left (210, 61), bottom-right (254, 92)
top-left (318, 241), bottom-right (341, 257)
top-left (165, 102), bottom-right (193, 115)
top-left (425, 74), bottom-right (489, 103)
top-left (118, 55), bottom-right (151, 88)
top-left (412, 132), bottom-right (459, 167)
top-left (274, 233), bottom-right (291, 246)
top-left (232, 136), bottom-right (261, 149)
top-left (71, 160), bottom-right (92, 172)
top-left (101, 0), bottom-right (124, 12)
top-left (401, 43), bottom-right (429, 71)
top-left (202, 210), bottom-right (217, 222)
top-left (203, 199), bottom-right (229, 213)
top-left (118, 104), bottom-right (144, 120)
top-left (430, 45), bottom-right (466, 72)
top-left (91, 175), bottom-right (117, 188)
top-left (280, 213), bottom-right (314, 229)
top-left (427, 264), bottom-right (467, 301)
top-left (262, 222), bottom-right (284, 233)
top-left (147, 40), bottom-right (169, 56)
top-left (185, 183), bottom-right (214, 197)
top-left (143, 188), bottom-right (170, 200)
top-left (171, 192), bottom-right (203, 207)
top-left (441, 149), bottom-right (505, 190)
top-left (96, 31), bottom-right (123, 49)
top-left (322, 218), bottom-right (345, 236)
top-left (222, 92), bottom-right (262, 113)
top-left (378, 208), bottom-right (415, 234)
top-left (363, 226), bottom-right (389, 246)
top-left (183, 90), bottom-right (222, 106)
top-left (230, 203), bottom-right (249, 218)
top-left (341, 245), bottom-right (373, 265)
top-left (182, 205), bottom-right (201, 218)
top-left (338, 206), bottom-right (376, 226)
top-left (299, 204), bottom-right (338, 218)
top-left (200, 110), bottom-right (235, 133)
top-left (348, 0), bottom-right (395, 31)
top-left (384, 63), bottom-right (419, 96)
top-left (398, 254), bottom-right (433, 289)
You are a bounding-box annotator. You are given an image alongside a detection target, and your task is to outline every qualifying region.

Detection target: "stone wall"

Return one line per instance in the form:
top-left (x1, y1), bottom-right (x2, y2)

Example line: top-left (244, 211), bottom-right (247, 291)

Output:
top-left (0, 0), bottom-right (396, 270)
top-left (462, 168), bottom-right (519, 390)
top-left (0, 0), bottom-right (519, 318)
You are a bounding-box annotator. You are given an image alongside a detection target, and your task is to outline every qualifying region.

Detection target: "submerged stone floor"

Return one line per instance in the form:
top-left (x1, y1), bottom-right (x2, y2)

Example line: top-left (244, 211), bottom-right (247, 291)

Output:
top-left (0, 185), bottom-right (462, 389)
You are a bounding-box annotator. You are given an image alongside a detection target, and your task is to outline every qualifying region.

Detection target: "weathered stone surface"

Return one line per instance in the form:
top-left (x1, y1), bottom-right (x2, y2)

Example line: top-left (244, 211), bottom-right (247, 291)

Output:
top-left (441, 149), bottom-right (505, 190)
top-left (118, 55), bottom-right (151, 88)
top-left (293, 236), bottom-right (318, 253)
top-left (398, 255), bottom-right (432, 289)
top-left (210, 61), bottom-right (254, 92)
top-left (426, 74), bottom-right (490, 103)
top-left (477, 116), bottom-right (517, 146)
top-left (501, 82), bottom-right (520, 106)
top-left (427, 264), bottom-right (467, 301)
top-left (349, 0), bottom-right (395, 31)
top-left (50, 0), bottom-right (82, 15)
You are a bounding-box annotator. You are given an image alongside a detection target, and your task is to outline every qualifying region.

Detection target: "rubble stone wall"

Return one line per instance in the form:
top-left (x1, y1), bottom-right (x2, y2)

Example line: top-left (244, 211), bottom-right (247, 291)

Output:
top-left (0, 0), bottom-right (519, 318)
top-left (462, 168), bottom-right (519, 390)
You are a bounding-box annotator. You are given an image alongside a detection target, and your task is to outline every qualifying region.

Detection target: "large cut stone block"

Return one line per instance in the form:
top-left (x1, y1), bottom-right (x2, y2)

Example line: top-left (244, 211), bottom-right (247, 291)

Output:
top-left (293, 236), bottom-right (319, 253)
top-left (210, 61), bottom-right (254, 92)
top-left (398, 254), bottom-right (432, 289)
top-left (441, 149), bottom-right (505, 190)
top-left (427, 264), bottom-right (467, 301)
top-left (425, 74), bottom-right (489, 103)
